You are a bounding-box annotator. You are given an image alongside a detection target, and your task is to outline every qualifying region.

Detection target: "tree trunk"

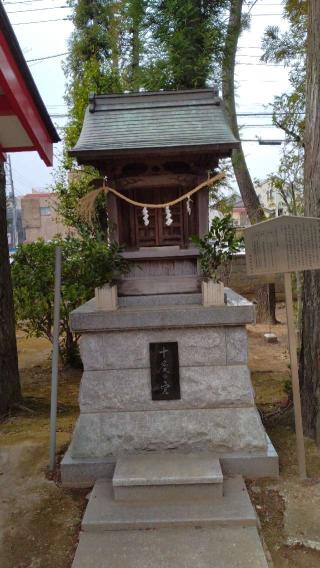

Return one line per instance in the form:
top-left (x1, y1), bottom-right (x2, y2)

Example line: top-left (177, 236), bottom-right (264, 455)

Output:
top-left (0, 161), bottom-right (21, 415)
top-left (299, 0), bottom-right (320, 441)
top-left (222, 0), bottom-right (276, 322)
top-left (256, 283), bottom-right (277, 324)
top-left (295, 271), bottom-right (303, 345)
top-left (131, 24), bottom-right (140, 91)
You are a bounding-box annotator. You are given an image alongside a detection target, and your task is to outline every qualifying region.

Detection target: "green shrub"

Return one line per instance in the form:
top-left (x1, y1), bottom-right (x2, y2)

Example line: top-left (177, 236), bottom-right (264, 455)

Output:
top-left (191, 214), bottom-right (243, 282)
top-left (11, 237), bottom-right (129, 366)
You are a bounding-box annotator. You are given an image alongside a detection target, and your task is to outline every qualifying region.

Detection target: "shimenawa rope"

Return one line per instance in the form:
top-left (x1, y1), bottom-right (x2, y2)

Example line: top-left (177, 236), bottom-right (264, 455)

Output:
top-left (78, 171), bottom-right (225, 225)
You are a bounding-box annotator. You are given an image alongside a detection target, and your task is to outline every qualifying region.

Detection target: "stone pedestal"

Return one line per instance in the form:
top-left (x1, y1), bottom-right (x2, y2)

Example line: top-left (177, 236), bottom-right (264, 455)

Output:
top-left (61, 289), bottom-right (278, 486)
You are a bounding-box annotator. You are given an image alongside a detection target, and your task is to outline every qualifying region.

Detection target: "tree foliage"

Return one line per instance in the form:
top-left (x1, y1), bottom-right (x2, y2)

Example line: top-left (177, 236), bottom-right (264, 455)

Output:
top-left (146, 0), bottom-right (227, 90)
top-left (53, 167), bottom-right (108, 239)
top-left (63, 0), bottom-right (228, 152)
top-left (64, 0), bottom-right (128, 152)
top-left (11, 238), bottom-right (129, 366)
top-left (261, 0), bottom-right (306, 254)
top-left (262, 0), bottom-right (307, 145)
top-left (266, 143), bottom-right (304, 216)
top-left (59, 0), bottom-right (229, 234)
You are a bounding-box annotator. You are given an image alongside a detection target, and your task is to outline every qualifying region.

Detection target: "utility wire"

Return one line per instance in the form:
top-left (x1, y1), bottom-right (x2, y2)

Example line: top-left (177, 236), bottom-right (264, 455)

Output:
top-left (4, 0), bottom-right (66, 4)
top-left (11, 14), bottom-right (283, 26)
top-left (26, 51), bottom-right (68, 62)
top-left (48, 112), bottom-right (304, 118)
top-left (12, 16), bottom-right (69, 24)
top-left (7, 5), bottom-right (70, 12)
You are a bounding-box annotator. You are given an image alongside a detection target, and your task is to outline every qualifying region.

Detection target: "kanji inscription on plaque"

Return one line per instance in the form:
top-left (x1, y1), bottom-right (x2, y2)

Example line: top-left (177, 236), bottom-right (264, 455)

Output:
top-left (244, 216), bottom-right (320, 275)
top-left (150, 342), bottom-right (180, 401)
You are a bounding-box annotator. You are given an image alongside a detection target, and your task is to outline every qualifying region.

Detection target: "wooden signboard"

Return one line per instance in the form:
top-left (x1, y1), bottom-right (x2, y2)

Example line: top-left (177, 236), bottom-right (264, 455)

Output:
top-left (244, 216), bottom-right (320, 480)
top-left (244, 216), bottom-right (320, 276)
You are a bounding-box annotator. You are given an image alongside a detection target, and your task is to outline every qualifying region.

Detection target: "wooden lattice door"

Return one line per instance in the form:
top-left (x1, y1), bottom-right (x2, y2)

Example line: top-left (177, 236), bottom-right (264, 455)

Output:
top-left (134, 188), bottom-right (184, 247)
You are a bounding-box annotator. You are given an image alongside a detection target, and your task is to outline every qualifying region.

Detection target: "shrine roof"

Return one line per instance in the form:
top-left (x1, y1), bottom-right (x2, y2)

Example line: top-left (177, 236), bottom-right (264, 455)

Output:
top-left (0, 2), bottom-right (59, 164)
top-left (70, 89), bottom-right (239, 161)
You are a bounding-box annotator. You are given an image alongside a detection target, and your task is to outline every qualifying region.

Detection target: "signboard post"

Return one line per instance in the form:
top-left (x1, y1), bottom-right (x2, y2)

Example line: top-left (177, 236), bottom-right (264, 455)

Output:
top-left (244, 216), bottom-right (320, 480)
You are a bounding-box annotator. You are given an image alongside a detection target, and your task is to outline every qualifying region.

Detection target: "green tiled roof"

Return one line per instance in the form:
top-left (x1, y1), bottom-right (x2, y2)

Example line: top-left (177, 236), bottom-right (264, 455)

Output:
top-left (70, 89), bottom-right (239, 160)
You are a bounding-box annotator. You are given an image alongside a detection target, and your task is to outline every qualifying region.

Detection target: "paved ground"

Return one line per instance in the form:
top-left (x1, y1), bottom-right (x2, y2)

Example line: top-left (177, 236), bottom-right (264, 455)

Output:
top-left (72, 526), bottom-right (269, 568)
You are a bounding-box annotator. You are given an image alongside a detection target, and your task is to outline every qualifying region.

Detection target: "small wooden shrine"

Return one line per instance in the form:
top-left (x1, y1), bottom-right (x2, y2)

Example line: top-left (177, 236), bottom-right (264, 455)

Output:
top-left (70, 89), bottom-right (239, 294)
top-left (63, 88), bottom-right (278, 488)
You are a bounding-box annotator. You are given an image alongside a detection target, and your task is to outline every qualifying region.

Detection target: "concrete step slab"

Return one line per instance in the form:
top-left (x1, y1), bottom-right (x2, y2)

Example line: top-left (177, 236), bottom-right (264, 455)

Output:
top-left (113, 452), bottom-right (223, 501)
top-left (72, 526), bottom-right (269, 568)
top-left (82, 476), bottom-right (257, 532)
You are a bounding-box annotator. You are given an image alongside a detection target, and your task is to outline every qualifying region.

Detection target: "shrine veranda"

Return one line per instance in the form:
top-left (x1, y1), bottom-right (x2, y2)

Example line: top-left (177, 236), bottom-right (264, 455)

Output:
top-left (61, 89), bottom-right (279, 485)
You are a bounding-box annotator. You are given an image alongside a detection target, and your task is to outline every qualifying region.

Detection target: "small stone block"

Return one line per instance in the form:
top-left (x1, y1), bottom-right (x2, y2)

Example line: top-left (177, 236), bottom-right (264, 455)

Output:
top-left (113, 453), bottom-right (223, 502)
top-left (263, 333), bottom-right (278, 344)
top-left (113, 453), bottom-right (223, 486)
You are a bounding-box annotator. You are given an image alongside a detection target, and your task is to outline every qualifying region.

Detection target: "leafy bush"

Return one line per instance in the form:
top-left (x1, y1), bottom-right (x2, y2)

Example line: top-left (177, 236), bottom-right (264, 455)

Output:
top-left (192, 214), bottom-right (243, 282)
top-left (11, 237), bottom-right (129, 366)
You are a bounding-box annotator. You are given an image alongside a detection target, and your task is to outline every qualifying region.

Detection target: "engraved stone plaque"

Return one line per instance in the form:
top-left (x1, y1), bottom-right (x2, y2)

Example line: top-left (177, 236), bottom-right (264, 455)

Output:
top-left (150, 342), bottom-right (181, 401)
top-left (244, 216), bottom-right (320, 275)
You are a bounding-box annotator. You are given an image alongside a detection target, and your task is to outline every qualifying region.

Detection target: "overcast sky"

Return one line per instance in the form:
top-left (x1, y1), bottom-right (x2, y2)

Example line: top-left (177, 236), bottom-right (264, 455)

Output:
top-left (4, 0), bottom-right (290, 196)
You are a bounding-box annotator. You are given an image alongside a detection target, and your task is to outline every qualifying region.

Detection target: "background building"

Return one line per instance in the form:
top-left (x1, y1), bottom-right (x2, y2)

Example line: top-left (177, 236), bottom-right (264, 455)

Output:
top-left (231, 197), bottom-right (251, 228)
top-left (256, 180), bottom-right (288, 217)
top-left (6, 196), bottom-right (25, 249)
top-left (230, 181), bottom-right (288, 229)
top-left (21, 190), bottom-right (73, 242)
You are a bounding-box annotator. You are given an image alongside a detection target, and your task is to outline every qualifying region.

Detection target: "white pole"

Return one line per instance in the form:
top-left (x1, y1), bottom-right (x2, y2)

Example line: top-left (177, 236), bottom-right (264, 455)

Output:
top-left (284, 272), bottom-right (307, 479)
top-left (49, 246), bottom-right (62, 472)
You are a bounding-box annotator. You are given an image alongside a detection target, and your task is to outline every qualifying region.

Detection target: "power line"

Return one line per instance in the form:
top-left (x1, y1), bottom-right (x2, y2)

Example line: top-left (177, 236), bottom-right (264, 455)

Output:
top-left (236, 61), bottom-right (284, 67)
top-left (47, 112), bottom-right (299, 119)
top-left (12, 16), bottom-right (69, 24)
top-left (239, 124), bottom-right (285, 128)
top-left (241, 139), bottom-right (284, 143)
top-left (250, 14), bottom-right (282, 16)
top-left (4, 0), bottom-right (64, 4)
top-left (7, 5), bottom-right (70, 13)
top-left (238, 112), bottom-right (305, 117)
top-left (26, 51), bottom-right (68, 62)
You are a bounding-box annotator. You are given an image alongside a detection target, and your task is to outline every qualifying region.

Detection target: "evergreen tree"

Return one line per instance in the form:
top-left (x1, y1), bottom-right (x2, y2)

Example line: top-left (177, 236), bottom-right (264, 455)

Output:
top-left (64, 0), bottom-right (127, 151)
top-left (146, 0), bottom-right (227, 90)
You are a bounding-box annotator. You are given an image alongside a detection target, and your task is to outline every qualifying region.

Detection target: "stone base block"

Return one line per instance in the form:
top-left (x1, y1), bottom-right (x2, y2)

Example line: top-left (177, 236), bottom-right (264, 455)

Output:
top-left (70, 408), bottom-right (267, 459)
top-left (61, 437), bottom-right (279, 488)
top-left (79, 366), bottom-right (254, 413)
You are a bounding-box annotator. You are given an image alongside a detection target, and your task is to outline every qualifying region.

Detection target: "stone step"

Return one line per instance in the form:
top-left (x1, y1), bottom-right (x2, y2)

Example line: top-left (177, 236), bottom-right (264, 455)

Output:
top-left (113, 453), bottom-right (224, 502)
top-left (72, 526), bottom-right (269, 568)
top-left (82, 476), bottom-right (257, 532)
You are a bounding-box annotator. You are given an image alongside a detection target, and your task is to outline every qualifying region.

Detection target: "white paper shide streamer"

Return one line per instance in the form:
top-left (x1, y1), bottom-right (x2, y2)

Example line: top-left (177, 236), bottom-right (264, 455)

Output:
top-left (186, 195), bottom-right (192, 215)
top-left (165, 206), bottom-right (173, 226)
top-left (142, 207), bottom-right (149, 226)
